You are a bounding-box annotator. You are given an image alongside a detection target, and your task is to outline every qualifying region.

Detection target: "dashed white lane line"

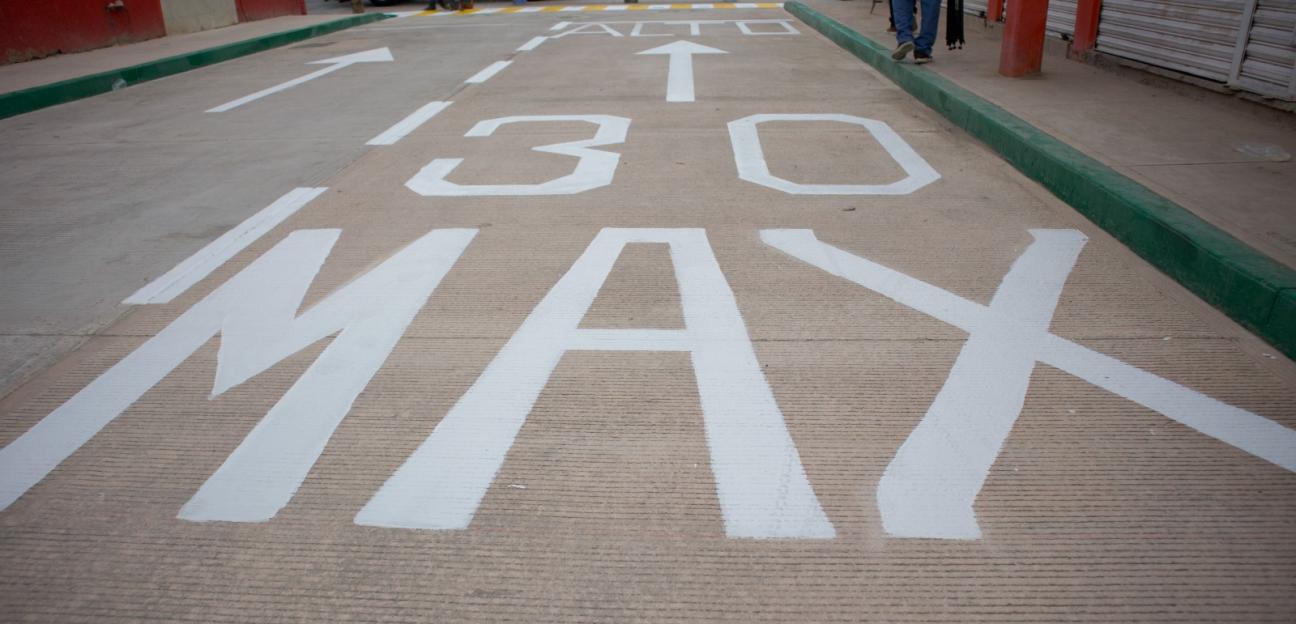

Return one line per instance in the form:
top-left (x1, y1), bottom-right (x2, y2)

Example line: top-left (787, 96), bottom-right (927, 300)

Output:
top-left (517, 36), bottom-right (549, 51)
top-left (465, 60), bottom-right (513, 84)
top-left (367, 101), bottom-right (453, 146)
top-left (123, 187), bottom-right (328, 305)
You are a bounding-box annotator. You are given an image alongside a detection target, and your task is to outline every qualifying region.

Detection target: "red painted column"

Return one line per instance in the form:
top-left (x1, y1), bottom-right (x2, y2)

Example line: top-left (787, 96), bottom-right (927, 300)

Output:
top-left (1069, 0), bottom-right (1102, 60)
top-left (999, 0), bottom-right (1050, 77)
top-left (987, 0), bottom-right (1004, 23)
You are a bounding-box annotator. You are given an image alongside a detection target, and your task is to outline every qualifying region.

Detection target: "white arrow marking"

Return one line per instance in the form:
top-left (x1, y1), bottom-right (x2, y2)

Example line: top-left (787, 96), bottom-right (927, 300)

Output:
top-left (636, 40), bottom-right (727, 103)
top-left (207, 47), bottom-right (394, 113)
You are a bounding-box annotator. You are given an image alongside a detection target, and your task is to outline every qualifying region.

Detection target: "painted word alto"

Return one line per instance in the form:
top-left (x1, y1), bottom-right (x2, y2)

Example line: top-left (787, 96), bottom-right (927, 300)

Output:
top-left (1, 227), bottom-right (1293, 540)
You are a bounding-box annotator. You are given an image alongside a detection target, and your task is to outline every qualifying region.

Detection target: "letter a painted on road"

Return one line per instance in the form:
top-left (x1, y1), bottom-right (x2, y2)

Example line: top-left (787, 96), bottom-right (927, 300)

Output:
top-left (358, 228), bottom-right (835, 539)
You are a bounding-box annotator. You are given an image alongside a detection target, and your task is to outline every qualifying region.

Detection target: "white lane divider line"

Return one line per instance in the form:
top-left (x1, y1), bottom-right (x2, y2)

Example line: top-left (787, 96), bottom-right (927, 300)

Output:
top-left (517, 36), bottom-right (548, 52)
top-left (367, 101), bottom-right (453, 146)
top-left (206, 48), bottom-right (394, 113)
top-left (123, 187), bottom-right (328, 305)
top-left (550, 21), bottom-right (570, 30)
top-left (465, 60), bottom-right (512, 84)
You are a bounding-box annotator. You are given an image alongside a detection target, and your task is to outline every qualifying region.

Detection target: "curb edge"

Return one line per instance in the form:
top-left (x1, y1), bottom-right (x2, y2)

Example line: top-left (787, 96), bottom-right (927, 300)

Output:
top-left (786, 0), bottom-right (1296, 359)
top-left (0, 12), bottom-right (393, 121)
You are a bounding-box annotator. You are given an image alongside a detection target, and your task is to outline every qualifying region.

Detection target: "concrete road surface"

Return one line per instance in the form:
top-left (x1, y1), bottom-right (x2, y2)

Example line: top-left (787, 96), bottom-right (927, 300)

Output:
top-left (2, 5), bottom-right (1294, 622)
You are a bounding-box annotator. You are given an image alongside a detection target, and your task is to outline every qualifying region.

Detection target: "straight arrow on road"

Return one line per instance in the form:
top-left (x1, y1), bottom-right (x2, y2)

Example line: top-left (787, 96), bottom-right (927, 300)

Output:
top-left (637, 41), bottom-right (727, 103)
top-left (207, 47), bottom-right (394, 113)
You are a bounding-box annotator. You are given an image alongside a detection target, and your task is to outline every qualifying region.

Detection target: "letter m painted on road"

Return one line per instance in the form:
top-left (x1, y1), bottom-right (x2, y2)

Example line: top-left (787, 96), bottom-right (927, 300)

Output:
top-left (0, 228), bottom-right (477, 521)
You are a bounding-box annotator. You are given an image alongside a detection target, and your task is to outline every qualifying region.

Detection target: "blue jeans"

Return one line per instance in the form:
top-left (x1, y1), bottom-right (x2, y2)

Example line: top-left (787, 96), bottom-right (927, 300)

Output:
top-left (892, 0), bottom-right (941, 55)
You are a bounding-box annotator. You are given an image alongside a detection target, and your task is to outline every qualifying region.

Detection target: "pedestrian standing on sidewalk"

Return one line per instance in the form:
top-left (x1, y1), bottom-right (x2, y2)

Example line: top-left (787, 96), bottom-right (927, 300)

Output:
top-left (890, 0), bottom-right (940, 64)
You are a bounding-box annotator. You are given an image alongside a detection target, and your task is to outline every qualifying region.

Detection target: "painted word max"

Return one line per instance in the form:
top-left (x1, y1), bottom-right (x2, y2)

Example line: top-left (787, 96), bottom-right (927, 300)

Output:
top-left (2, 227), bottom-right (1293, 540)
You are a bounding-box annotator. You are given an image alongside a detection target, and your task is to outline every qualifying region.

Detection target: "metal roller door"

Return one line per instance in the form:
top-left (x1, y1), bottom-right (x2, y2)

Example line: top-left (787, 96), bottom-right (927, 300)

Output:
top-left (1096, 0), bottom-right (1248, 82)
top-left (958, 0), bottom-right (1077, 35)
top-left (1048, 0), bottom-right (1080, 36)
top-left (965, 0), bottom-right (991, 17)
top-left (1231, 0), bottom-right (1296, 98)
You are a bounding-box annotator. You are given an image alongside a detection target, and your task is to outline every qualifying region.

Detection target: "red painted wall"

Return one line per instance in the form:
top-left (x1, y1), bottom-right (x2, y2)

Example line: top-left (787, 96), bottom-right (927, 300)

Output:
top-left (236, 0), bottom-right (306, 22)
top-left (1, 0), bottom-right (167, 64)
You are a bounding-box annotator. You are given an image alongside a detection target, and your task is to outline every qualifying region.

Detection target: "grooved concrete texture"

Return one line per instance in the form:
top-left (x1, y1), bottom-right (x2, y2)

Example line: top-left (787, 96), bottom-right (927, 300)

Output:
top-left (0, 12), bottom-right (505, 395)
top-left (2, 7), bottom-right (1295, 622)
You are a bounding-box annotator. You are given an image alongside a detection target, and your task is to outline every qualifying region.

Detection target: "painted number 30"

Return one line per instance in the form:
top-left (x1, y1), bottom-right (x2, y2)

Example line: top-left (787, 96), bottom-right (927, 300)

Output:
top-left (404, 113), bottom-right (941, 197)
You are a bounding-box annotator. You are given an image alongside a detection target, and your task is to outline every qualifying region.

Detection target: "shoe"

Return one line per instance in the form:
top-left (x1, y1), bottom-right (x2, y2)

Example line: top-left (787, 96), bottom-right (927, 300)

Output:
top-left (891, 41), bottom-right (914, 61)
top-left (914, 50), bottom-right (933, 64)
top-left (887, 25), bottom-right (897, 32)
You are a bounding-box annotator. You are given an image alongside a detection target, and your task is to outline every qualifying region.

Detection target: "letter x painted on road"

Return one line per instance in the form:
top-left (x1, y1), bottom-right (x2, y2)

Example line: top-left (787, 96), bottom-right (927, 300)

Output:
top-left (762, 228), bottom-right (1296, 540)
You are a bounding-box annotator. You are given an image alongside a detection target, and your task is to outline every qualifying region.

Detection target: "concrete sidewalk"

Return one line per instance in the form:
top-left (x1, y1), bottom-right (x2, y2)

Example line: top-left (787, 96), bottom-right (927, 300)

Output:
top-left (809, 0), bottom-right (1296, 272)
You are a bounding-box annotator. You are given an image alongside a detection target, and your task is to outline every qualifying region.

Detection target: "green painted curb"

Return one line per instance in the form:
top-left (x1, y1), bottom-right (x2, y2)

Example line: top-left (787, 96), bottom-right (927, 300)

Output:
top-left (786, 1), bottom-right (1296, 359)
top-left (0, 12), bottom-right (392, 121)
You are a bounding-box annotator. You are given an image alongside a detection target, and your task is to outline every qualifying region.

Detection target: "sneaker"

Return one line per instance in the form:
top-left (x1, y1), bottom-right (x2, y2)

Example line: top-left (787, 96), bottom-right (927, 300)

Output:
top-left (891, 41), bottom-right (914, 61)
top-left (914, 50), bottom-right (933, 64)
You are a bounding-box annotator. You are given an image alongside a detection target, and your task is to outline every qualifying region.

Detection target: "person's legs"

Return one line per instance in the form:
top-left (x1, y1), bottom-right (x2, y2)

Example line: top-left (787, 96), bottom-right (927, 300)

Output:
top-left (892, 0), bottom-right (916, 44)
top-left (891, 0), bottom-right (917, 59)
top-left (913, 0), bottom-right (942, 54)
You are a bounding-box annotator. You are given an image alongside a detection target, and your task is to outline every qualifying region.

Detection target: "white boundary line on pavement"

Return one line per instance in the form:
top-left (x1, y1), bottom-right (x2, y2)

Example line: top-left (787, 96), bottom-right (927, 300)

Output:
top-left (465, 60), bottom-right (512, 84)
top-left (367, 101), bottom-right (453, 145)
top-left (517, 36), bottom-right (549, 51)
top-left (123, 187), bottom-right (328, 305)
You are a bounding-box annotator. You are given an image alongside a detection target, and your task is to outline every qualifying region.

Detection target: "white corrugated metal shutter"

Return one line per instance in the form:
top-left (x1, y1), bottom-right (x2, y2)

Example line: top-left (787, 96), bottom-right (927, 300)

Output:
top-left (1232, 0), bottom-right (1296, 98)
top-left (1048, 0), bottom-right (1079, 36)
top-left (1096, 0), bottom-right (1248, 83)
top-left (965, 0), bottom-right (991, 17)
top-left (958, 1), bottom-right (1076, 35)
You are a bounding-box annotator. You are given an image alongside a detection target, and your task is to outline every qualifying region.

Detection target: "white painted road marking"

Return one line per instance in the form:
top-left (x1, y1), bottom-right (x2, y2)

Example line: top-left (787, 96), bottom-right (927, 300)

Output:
top-left (370, 19), bottom-right (799, 36)
top-left (465, 60), bottom-right (512, 84)
top-left (736, 19), bottom-right (800, 35)
top-left (367, 101), bottom-right (453, 146)
top-left (406, 114), bottom-right (630, 196)
top-left (0, 227), bottom-right (477, 516)
top-left (206, 48), bottom-right (394, 113)
top-left (878, 229), bottom-right (1087, 540)
top-left (357, 228), bottom-right (835, 539)
top-left (123, 187), bottom-right (328, 305)
top-left (637, 41), bottom-right (728, 103)
top-left (761, 229), bottom-right (1296, 538)
top-left (730, 114), bottom-right (940, 194)
top-left (553, 23), bottom-right (625, 38)
top-left (516, 36), bottom-right (549, 51)
top-left (180, 228), bottom-right (477, 522)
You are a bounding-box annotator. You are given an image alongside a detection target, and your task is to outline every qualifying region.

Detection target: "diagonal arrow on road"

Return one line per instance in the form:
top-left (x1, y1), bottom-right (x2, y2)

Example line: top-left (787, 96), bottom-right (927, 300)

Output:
top-left (207, 47), bottom-right (394, 113)
top-left (636, 41), bottom-right (727, 103)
